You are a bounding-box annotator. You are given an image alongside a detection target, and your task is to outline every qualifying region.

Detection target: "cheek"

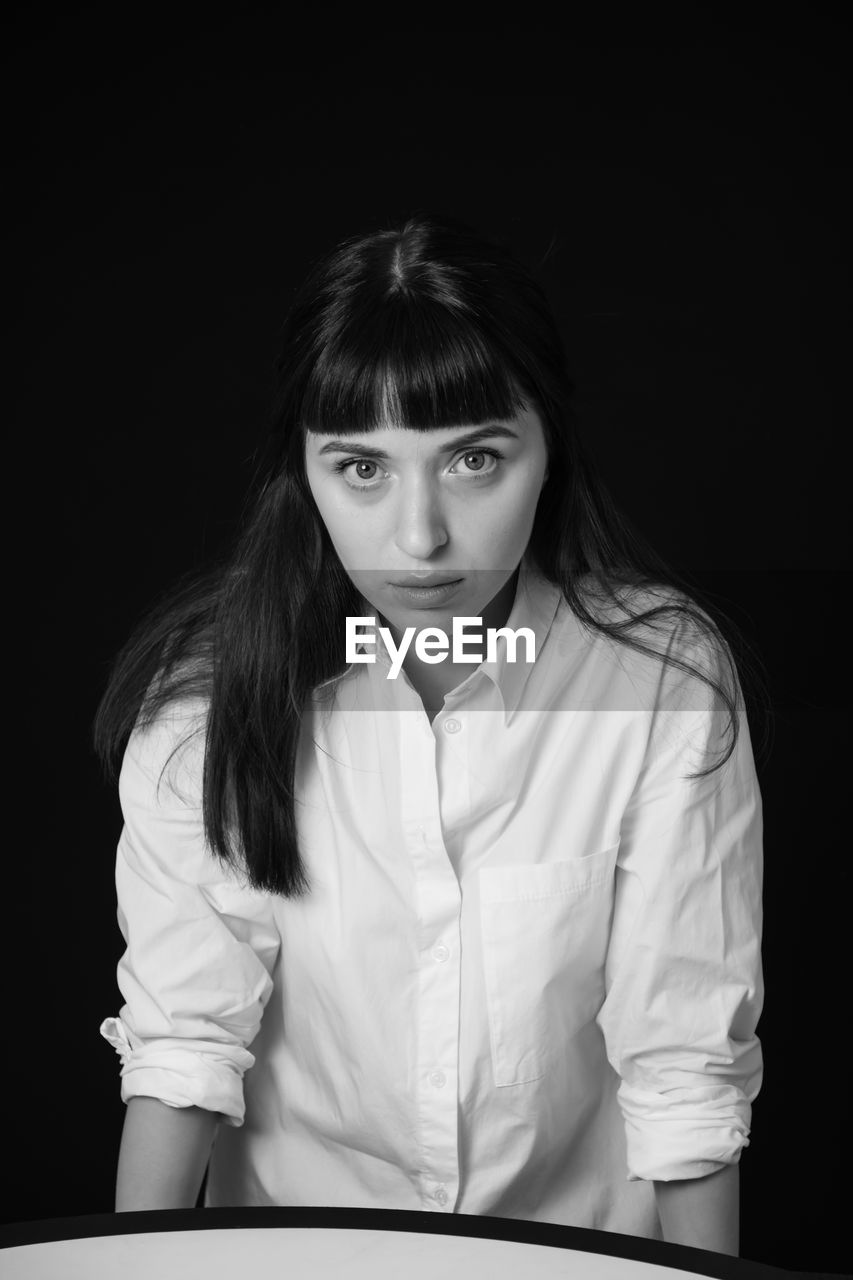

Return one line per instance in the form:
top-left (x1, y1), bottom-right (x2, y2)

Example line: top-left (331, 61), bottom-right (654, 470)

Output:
top-left (320, 506), bottom-right (381, 569)
top-left (478, 479), bottom-right (542, 544)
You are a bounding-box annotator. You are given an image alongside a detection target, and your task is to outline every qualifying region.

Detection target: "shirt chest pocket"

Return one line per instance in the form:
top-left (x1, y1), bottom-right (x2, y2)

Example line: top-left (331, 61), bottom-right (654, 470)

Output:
top-left (479, 842), bottom-right (620, 1087)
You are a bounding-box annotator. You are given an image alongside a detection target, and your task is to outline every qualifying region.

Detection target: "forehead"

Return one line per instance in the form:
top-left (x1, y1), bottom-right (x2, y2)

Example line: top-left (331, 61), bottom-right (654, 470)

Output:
top-left (305, 405), bottom-right (544, 457)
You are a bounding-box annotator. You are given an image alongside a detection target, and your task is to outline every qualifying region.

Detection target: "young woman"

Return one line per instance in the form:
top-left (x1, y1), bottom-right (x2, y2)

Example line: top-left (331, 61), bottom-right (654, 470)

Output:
top-left (96, 214), bottom-right (765, 1255)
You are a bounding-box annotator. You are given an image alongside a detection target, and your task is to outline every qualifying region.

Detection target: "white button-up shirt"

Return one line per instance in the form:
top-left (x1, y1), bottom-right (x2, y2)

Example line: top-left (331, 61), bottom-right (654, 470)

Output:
top-left (101, 558), bottom-right (763, 1238)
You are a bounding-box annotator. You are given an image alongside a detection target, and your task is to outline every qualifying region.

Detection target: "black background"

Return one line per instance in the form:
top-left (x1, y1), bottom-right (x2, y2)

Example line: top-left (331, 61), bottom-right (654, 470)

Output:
top-left (9, 14), bottom-right (850, 1276)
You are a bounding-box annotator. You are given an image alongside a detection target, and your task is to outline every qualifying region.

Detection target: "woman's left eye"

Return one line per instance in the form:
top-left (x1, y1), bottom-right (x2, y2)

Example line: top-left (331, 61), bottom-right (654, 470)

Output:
top-left (450, 449), bottom-right (501, 477)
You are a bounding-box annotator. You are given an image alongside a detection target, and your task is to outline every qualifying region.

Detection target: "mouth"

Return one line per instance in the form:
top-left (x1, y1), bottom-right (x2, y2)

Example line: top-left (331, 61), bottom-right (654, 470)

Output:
top-left (387, 577), bottom-right (463, 605)
top-left (389, 574), bottom-right (462, 588)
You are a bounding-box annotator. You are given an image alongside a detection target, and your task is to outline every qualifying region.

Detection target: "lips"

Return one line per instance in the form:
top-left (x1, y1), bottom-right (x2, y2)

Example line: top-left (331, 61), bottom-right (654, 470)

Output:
top-left (388, 575), bottom-right (462, 587)
top-left (387, 577), bottom-right (464, 607)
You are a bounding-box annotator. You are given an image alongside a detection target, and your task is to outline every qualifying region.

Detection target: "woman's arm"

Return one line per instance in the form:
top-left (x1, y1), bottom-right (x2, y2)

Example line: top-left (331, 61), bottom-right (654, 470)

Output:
top-left (596, 624), bottom-right (763, 1249)
top-left (655, 1164), bottom-right (739, 1255)
top-left (116, 1096), bottom-right (221, 1211)
top-left (102, 709), bottom-right (282, 1210)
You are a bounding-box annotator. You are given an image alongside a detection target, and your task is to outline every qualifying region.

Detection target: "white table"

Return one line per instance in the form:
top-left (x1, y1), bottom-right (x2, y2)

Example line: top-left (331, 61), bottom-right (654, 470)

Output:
top-left (0, 1225), bottom-right (724, 1280)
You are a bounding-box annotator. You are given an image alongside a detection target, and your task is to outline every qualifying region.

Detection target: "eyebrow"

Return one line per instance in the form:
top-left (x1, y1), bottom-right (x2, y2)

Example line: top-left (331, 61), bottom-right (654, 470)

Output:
top-left (314, 424), bottom-right (521, 460)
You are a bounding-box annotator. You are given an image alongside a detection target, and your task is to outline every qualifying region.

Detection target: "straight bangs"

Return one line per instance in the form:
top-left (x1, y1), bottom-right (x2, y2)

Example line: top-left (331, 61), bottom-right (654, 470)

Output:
top-left (296, 300), bottom-right (530, 436)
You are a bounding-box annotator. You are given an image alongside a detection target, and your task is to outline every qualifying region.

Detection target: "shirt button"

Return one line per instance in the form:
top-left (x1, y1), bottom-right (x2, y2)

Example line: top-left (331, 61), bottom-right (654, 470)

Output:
top-left (429, 1070), bottom-right (446, 1088)
top-left (443, 717), bottom-right (461, 734)
top-left (431, 942), bottom-right (450, 963)
top-left (434, 1185), bottom-right (449, 1206)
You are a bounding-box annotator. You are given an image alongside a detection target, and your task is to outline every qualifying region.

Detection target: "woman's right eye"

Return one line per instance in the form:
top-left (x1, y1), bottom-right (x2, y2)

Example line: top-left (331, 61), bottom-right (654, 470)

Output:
top-left (334, 458), bottom-right (384, 489)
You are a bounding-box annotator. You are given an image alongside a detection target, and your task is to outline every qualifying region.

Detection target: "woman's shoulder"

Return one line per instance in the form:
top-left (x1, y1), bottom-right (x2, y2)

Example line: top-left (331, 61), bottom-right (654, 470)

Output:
top-left (120, 695), bottom-right (210, 811)
top-left (575, 574), bottom-right (721, 650)
top-left (557, 574), bottom-right (734, 709)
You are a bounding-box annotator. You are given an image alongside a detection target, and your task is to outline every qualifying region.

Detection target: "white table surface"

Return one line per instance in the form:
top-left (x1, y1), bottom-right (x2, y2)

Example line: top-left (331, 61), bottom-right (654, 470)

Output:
top-left (0, 1226), bottom-right (715, 1279)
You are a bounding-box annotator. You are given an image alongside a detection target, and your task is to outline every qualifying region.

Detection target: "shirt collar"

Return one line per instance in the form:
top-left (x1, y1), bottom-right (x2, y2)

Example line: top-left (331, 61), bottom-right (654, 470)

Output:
top-left (314, 553), bottom-right (564, 722)
top-left (474, 554), bottom-right (562, 722)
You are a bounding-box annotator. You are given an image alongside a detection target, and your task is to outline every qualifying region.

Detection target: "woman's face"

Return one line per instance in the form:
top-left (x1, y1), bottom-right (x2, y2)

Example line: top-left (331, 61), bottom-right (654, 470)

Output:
top-left (304, 404), bottom-right (550, 636)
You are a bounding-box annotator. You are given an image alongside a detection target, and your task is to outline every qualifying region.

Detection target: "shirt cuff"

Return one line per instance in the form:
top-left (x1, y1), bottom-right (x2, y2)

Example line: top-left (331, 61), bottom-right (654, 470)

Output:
top-left (618, 1080), bottom-right (752, 1181)
top-left (100, 1016), bottom-right (252, 1127)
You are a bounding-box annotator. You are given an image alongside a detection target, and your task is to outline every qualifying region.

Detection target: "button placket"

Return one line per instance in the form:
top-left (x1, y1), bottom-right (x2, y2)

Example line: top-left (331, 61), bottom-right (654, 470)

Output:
top-left (401, 703), bottom-right (462, 1212)
top-left (421, 923), bottom-right (460, 1204)
top-left (416, 920), bottom-right (460, 1208)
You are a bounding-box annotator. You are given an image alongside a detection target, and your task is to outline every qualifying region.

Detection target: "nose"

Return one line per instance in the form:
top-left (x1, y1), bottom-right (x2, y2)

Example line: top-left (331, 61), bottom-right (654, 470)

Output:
top-left (393, 476), bottom-right (449, 560)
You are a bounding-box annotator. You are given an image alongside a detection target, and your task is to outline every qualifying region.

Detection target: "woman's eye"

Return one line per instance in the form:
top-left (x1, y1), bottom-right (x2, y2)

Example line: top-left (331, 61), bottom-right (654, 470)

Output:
top-left (334, 448), bottom-right (501, 489)
top-left (451, 449), bottom-right (501, 477)
top-left (335, 458), bottom-right (384, 489)
top-left (351, 460), bottom-right (378, 480)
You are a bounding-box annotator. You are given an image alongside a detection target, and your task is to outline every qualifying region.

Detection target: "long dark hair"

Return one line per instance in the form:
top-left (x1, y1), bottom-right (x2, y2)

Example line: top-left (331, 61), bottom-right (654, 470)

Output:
top-left (94, 213), bottom-right (770, 897)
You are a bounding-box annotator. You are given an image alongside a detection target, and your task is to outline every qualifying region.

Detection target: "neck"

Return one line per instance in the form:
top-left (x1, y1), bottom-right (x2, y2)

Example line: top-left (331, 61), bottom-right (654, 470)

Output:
top-left (392, 567), bottom-right (521, 711)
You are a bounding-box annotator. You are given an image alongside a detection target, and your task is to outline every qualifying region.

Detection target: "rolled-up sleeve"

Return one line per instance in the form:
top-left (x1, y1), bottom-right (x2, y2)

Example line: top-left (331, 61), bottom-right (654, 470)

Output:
top-left (99, 703), bottom-right (281, 1126)
top-left (597, 628), bottom-right (764, 1182)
